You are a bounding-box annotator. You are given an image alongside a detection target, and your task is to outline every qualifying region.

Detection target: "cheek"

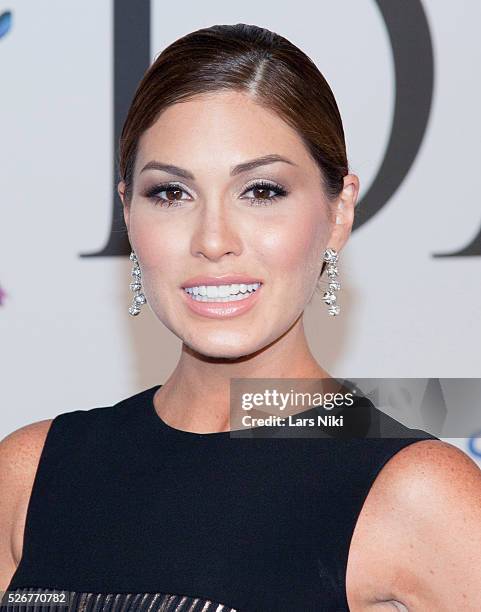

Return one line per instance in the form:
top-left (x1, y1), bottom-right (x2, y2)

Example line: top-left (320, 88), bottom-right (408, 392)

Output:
top-left (127, 211), bottom-right (187, 306)
top-left (129, 200), bottom-right (330, 303)
top-left (257, 209), bottom-right (329, 290)
top-left (129, 211), bottom-right (183, 269)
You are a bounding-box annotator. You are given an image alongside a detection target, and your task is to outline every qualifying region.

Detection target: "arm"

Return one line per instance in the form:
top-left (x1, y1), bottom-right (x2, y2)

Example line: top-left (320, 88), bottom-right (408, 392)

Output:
top-left (346, 440), bottom-right (481, 611)
top-left (0, 420), bottom-right (53, 589)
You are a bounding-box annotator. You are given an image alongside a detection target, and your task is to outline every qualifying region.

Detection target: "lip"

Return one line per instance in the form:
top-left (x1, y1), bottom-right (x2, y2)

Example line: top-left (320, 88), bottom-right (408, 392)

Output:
top-left (181, 274), bottom-right (263, 289)
top-left (180, 281), bottom-right (263, 319)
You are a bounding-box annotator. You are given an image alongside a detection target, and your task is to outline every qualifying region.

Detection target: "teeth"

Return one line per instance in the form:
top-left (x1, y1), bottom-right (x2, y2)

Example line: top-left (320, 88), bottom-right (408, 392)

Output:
top-left (183, 282), bottom-right (262, 302)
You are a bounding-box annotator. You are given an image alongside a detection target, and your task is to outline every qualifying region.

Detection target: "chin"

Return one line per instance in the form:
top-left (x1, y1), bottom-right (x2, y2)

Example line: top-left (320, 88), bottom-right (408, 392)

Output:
top-left (185, 333), bottom-right (266, 361)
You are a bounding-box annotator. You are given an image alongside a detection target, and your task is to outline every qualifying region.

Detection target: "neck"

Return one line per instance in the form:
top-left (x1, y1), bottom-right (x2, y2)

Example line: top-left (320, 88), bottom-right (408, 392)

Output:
top-left (153, 315), bottom-right (332, 433)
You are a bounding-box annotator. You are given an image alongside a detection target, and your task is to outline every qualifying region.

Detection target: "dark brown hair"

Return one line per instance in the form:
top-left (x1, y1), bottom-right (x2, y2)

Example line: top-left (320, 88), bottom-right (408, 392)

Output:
top-left (118, 23), bottom-right (349, 204)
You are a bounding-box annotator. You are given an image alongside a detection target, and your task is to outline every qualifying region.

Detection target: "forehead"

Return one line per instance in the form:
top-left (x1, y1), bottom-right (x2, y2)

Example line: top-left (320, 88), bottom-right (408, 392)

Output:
top-left (135, 90), bottom-right (314, 173)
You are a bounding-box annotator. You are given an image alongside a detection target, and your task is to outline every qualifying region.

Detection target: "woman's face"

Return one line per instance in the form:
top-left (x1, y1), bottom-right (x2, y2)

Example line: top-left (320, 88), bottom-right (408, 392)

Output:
top-left (121, 90), bottom-right (339, 358)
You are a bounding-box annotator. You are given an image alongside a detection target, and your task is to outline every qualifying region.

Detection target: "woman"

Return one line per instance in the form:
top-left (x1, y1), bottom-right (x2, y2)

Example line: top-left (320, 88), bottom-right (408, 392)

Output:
top-left (1, 23), bottom-right (480, 612)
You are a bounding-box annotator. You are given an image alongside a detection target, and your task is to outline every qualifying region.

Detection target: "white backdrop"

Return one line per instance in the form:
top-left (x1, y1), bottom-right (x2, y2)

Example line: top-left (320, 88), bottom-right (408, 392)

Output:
top-left (1, 1), bottom-right (480, 465)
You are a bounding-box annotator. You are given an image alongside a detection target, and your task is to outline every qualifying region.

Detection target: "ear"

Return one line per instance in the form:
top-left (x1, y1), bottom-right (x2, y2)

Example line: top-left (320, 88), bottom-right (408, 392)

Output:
top-left (327, 175), bottom-right (359, 252)
top-left (117, 180), bottom-right (130, 230)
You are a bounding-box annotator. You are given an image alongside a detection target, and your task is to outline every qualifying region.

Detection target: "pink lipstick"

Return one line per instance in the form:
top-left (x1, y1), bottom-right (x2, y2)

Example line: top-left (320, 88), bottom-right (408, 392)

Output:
top-left (180, 275), bottom-right (263, 319)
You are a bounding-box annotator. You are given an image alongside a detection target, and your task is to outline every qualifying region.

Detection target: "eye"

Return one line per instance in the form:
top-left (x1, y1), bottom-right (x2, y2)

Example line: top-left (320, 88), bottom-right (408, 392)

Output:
top-left (143, 179), bottom-right (288, 208)
top-left (144, 182), bottom-right (191, 207)
top-left (240, 180), bottom-right (288, 207)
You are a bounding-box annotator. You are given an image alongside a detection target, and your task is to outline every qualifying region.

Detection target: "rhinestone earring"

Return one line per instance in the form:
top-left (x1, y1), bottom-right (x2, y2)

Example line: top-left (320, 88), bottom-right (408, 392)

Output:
top-left (322, 248), bottom-right (341, 316)
top-left (128, 250), bottom-right (147, 316)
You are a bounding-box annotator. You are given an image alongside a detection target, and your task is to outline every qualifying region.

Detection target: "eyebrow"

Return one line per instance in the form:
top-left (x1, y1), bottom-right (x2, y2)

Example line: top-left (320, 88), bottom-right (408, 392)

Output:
top-left (139, 154), bottom-right (297, 179)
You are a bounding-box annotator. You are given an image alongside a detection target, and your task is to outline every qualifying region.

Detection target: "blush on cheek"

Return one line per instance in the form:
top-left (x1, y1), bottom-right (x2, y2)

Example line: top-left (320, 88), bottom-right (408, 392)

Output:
top-left (130, 219), bottom-right (184, 276)
top-left (259, 216), bottom-right (325, 292)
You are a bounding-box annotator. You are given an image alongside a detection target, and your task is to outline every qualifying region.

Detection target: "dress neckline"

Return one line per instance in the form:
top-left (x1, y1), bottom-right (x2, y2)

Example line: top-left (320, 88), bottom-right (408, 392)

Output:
top-left (145, 384), bottom-right (250, 439)
top-left (143, 383), bottom-right (351, 440)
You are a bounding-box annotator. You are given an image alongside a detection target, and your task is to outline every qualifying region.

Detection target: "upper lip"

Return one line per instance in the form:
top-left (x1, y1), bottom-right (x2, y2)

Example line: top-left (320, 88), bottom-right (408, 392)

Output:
top-left (181, 274), bottom-right (263, 289)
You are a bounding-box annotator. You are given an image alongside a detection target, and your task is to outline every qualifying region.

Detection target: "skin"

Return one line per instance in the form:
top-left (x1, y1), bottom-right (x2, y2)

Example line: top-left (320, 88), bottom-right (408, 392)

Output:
top-left (121, 90), bottom-right (357, 433)
top-left (1, 91), bottom-right (480, 610)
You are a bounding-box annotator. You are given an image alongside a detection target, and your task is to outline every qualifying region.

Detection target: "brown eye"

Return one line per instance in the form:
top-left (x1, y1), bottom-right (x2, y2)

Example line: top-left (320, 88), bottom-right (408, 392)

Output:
top-left (241, 180), bottom-right (288, 207)
top-left (252, 186), bottom-right (271, 200)
top-left (164, 187), bottom-right (183, 201)
top-left (144, 182), bottom-right (191, 207)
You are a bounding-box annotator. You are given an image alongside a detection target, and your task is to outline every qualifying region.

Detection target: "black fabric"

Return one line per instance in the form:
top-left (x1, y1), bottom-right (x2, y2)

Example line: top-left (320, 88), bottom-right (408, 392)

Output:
top-left (5, 384), bottom-right (439, 611)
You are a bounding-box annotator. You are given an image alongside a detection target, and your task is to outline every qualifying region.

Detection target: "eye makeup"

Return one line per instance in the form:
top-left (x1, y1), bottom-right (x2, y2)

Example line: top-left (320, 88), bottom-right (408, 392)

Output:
top-left (241, 179), bottom-right (288, 207)
top-left (141, 179), bottom-right (289, 208)
top-left (143, 182), bottom-right (188, 207)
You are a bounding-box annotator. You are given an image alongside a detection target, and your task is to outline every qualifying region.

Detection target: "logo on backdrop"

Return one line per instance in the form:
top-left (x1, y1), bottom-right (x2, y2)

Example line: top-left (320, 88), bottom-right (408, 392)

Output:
top-left (79, 0), bottom-right (480, 260)
top-left (0, 10), bottom-right (12, 307)
top-left (469, 433), bottom-right (481, 459)
top-left (0, 10), bottom-right (11, 39)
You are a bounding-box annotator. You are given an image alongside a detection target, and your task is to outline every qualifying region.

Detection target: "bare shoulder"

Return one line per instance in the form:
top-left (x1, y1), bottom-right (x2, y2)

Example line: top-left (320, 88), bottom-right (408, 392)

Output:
top-left (0, 419), bottom-right (54, 473)
top-left (0, 419), bottom-right (53, 585)
top-left (347, 440), bottom-right (481, 611)
top-left (360, 439), bottom-right (480, 499)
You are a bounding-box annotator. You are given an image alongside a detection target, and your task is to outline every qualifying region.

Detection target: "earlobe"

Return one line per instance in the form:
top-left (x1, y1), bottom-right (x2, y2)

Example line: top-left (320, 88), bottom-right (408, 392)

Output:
top-left (123, 203), bottom-right (130, 232)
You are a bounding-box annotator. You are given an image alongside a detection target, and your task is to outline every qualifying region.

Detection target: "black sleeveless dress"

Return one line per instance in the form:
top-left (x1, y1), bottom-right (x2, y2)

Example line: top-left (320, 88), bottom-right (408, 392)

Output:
top-left (2, 384), bottom-right (439, 611)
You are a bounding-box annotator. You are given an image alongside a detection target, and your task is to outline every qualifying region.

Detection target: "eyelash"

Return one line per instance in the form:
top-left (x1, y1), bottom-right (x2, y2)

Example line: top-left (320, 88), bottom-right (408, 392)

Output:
top-left (144, 180), bottom-right (289, 208)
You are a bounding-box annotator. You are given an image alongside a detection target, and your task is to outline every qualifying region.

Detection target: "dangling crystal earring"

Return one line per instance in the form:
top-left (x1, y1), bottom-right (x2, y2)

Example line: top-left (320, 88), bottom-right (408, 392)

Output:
top-left (128, 250), bottom-right (147, 316)
top-left (322, 248), bottom-right (341, 316)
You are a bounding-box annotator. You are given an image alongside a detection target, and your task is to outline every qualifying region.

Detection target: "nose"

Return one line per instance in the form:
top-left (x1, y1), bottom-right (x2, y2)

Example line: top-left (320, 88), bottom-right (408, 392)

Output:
top-left (190, 200), bottom-right (242, 262)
